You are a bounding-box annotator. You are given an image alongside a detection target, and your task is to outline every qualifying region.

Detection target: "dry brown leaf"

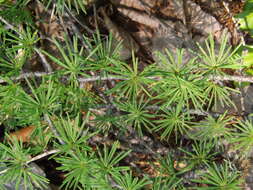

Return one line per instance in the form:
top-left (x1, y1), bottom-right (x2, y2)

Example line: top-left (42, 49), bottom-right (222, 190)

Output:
top-left (8, 126), bottom-right (35, 143)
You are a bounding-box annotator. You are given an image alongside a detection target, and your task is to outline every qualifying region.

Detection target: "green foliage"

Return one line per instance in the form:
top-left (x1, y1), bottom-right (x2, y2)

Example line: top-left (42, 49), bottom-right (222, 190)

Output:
top-left (84, 32), bottom-right (122, 73)
top-left (193, 162), bottom-right (243, 189)
top-left (43, 0), bottom-right (88, 14)
top-left (43, 36), bottom-right (93, 87)
top-left (236, 0), bottom-right (253, 36)
top-left (116, 96), bottom-right (155, 136)
top-left (157, 153), bottom-right (178, 176)
top-left (153, 49), bottom-right (205, 111)
top-left (204, 81), bottom-right (238, 110)
top-left (55, 140), bottom-right (131, 189)
top-left (14, 77), bottom-right (61, 125)
top-left (55, 149), bottom-right (98, 189)
top-left (0, 6), bottom-right (249, 188)
top-left (97, 141), bottom-right (130, 176)
top-left (92, 113), bottom-right (125, 133)
top-left (0, 78), bottom-right (23, 128)
top-left (0, 51), bottom-right (24, 75)
top-left (196, 33), bottom-right (242, 76)
top-left (244, 45), bottom-right (253, 71)
top-left (236, 0), bottom-right (253, 67)
top-left (0, 27), bottom-right (38, 72)
top-left (53, 114), bottom-right (94, 152)
top-left (29, 123), bottom-right (53, 154)
top-left (193, 33), bottom-right (241, 110)
top-left (154, 106), bottom-right (192, 141)
top-left (154, 154), bottom-right (185, 189)
top-left (152, 176), bottom-right (183, 190)
top-left (6, 27), bottom-right (38, 57)
top-left (112, 171), bottom-right (151, 190)
top-left (109, 54), bottom-right (155, 99)
top-left (0, 138), bottom-right (49, 190)
top-left (230, 119), bottom-right (253, 157)
top-left (190, 113), bottom-right (234, 143)
top-left (60, 84), bottom-right (97, 115)
top-left (179, 140), bottom-right (218, 167)
top-left (0, 0), bottom-right (33, 25)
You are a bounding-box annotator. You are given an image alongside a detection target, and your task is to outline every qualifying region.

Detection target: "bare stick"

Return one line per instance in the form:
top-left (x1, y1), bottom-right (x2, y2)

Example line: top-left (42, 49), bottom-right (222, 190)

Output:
top-left (64, 5), bottom-right (94, 35)
top-left (35, 48), bottom-right (53, 72)
top-left (2, 70), bottom-right (253, 85)
top-left (210, 75), bottom-right (253, 83)
top-left (0, 149), bottom-right (60, 175)
top-left (27, 149), bottom-right (60, 163)
top-left (0, 72), bottom-right (53, 84)
top-left (78, 76), bottom-right (127, 83)
top-left (0, 16), bottom-right (18, 33)
top-left (44, 114), bottom-right (65, 145)
top-left (0, 72), bottom-right (126, 84)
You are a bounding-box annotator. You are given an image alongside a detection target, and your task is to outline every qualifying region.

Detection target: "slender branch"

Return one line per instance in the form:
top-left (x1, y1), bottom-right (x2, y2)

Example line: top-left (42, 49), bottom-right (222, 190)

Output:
top-left (35, 48), bottom-right (53, 72)
top-left (146, 105), bottom-right (218, 117)
top-left (28, 149), bottom-right (60, 163)
top-left (210, 75), bottom-right (253, 83)
top-left (0, 149), bottom-right (60, 175)
top-left (0, 16), bottom-right (19, 33)
top-left (0, 73), bottom-right (125, 84)
top-left (78, 76), bottom-right (127, 82)
top-left (0, 168), bottom-right (8, 176)
top-left (44, 114), bottom-right (65, 145)
top-left (2, 71), bottom-right (253, 85)
top-left (64, 5), bottom-right (94, 35)
top-left (0, 72), bottom-right (53, 84)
